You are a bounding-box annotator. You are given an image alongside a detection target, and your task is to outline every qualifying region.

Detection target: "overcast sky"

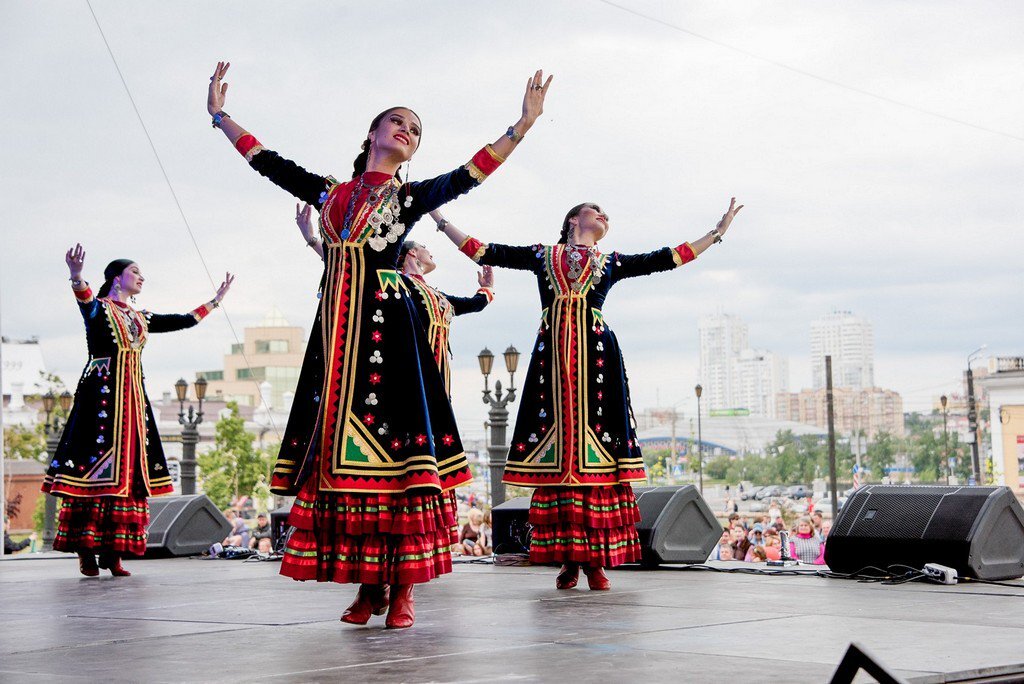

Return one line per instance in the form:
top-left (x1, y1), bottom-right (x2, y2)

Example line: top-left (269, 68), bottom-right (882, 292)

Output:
top-left (2, 1), bottom-right (1022, 442)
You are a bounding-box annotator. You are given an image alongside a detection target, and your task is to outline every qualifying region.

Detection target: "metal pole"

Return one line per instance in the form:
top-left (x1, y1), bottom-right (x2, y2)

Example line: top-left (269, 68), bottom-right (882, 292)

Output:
top-left (41, 429), bottom-right (60, 550)
top-left (825, 356), bottom-right (839, 520)
top-left (696, 397), bottom-right (704, 494)
top-left (942, 406), bottom-right (950, 485)
top-left (966, 367), bottom-right (981, 485)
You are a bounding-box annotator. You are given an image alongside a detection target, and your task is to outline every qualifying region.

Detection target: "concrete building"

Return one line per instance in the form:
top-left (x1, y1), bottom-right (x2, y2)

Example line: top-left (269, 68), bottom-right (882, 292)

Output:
top-left (199, 308), bottom-right (306, 409)
top-left (810, 310), bottom-right (874, 389)
top-left (733, 349), bottom-right (789, 419)
top-left (1, 337), bottom-right (48, 427)
top-left (979, 356), bottom-right (1024, 493)
top-left (775, 386), bottom-right (904, 439)
top-left (699, 312), bottom-right (748, 412)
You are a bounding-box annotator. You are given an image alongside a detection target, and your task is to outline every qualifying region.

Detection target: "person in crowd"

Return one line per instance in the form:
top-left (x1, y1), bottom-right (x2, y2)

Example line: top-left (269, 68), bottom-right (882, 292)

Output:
top-left (729, 524), bottom-right (751, 561)
top-left (717, 543), bottom-right (735, 562)
top-left (789, 516), bottom-right (825, 564)
top-left (248, 513), bottom-right (273, 553)
top-left (223, 509), bottom-right (250, 548)
top-left (44, 245), bottom-right (232, 577)
top-left (768, 499), bottom-right (782, 522)
top-left (763, 531), bottom-right (783, 561)
top-left (207, 61), bottom-right (551, 628)
top-left (748, 546), bottom-right (767, 563)
top-left (772, 515), bottom-right (787, 532)
top-left (460, 508), bottom-right (487, 556)
top-left (811, 510), bottom-right (824, 538)
top-left (4, 516), bottom-right (36, 555)
top-left (724, 497), bottom-right (738, 514)
top-left (434, 196), bottom-right (743, 591)
top-left (744, 523), bottom-right (767, 560)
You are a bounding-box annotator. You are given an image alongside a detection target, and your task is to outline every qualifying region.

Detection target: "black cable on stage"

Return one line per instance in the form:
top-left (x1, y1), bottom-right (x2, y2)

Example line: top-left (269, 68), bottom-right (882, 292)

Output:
top-left (595, 0), bottom-right (1024, 144)
top-left (84, 1), bottom-right (280, 440)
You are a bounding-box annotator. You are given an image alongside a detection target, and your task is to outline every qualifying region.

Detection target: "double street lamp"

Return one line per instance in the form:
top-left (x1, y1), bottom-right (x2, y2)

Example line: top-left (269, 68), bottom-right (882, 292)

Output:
top-left (40, 391), bottom-right (73, 550)
top-left (478, 345), bottom-right (519, 507)
top-left (175, 377), bottom-right (208, 496)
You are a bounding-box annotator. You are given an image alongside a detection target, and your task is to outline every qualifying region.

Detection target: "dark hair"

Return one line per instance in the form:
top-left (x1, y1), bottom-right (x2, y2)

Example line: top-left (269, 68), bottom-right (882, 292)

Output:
top-left (351, 106), bottom-right (422, 179)
top-left (559, 203), bottom-right (591, 244)
top-left (97, 258), bottom-right (135, 299)
top-left (397, 241), bottom-right (422, 271)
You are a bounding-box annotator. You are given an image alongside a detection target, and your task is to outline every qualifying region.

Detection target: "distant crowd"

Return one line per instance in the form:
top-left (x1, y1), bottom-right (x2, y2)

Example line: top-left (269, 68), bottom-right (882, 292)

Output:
top-left (710, 507), bottom-right (831, 565)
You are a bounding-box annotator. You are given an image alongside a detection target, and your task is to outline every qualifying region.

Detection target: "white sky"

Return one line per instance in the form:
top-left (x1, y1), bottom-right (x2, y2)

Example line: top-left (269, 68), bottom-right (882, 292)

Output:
top-left (2, 1), bottom-right (1023, 442)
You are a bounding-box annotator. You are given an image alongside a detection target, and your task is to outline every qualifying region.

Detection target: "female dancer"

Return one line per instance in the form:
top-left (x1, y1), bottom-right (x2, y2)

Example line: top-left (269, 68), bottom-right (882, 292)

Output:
top-left (208, 62), bottom-right (549, 628)
top-left (44, 244), bottom-right (233, 576)
top-left (433, 198), bottom-right (743, 589)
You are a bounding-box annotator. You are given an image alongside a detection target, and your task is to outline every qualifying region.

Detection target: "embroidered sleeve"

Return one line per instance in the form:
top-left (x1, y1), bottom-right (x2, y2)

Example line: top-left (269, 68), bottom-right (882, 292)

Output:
top-left (243, 137), bottom-right (331, 207)
top-left (143, 309), bottom-right (203, 333)
top-left (465, 145), bottom-right (505, 183)
top-left (457, 237), bottom-right (540, 272)
top-left (403, 145), bottom-right (506, 220)
top-left (72, 284), bottom-right (101, 320)
top-left (72, 285), bottom-right (94, 304)
top-left (190, 302), bottom-right (216, 322)
top-left (671, 243), bottom-right (697, 267)
top-left (448, 288), bottom-right (493, 316)
top-left (612, 245), bottom-right (694, 282)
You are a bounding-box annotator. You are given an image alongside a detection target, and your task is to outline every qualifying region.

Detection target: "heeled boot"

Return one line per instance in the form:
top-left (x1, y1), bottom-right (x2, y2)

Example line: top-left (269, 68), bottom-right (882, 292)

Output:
top-left (98, 553), bottom-right (131, 577)
top-left (385, 583), bottom-right (415, 629)
top-left (582, 565), bottom-right (611, 590)
top-left (555, 563), bottom-right (580, 590)
top-left (340, 584), bottom-right (389, 625)
top-left (78, 551), bottom-right (99, 577)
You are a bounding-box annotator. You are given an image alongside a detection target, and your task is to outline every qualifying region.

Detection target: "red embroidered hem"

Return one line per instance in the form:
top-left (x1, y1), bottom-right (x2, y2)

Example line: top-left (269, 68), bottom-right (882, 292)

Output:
top-left (53, 495), bottom-right (149, 556)
top-left (528, 484), bottom-right (641, 568)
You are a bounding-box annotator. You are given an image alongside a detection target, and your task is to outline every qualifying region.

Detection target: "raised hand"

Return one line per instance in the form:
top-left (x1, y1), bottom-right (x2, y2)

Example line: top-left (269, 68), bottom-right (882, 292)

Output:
top-left (65, 243), bottom-right (85, 279)
top-left (716, 197), bottom-right (744, 235)
top-left (478, 265), bottom-right (494, 289)
top-left (521, 69), bottom-right (553, 129)
top-left (296, 203), bottom-right (316, 242)
top-left (213, 272), bottom-right (235, 303)
top-left (208, 61), bottom-right (230, 116)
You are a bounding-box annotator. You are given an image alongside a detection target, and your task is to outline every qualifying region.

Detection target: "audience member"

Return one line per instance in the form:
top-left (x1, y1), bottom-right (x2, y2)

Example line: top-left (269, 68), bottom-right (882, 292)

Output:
top-left (763, 532), bottom-right (783, 561)
top-left (460, 508), bottom-right (487, 556)
top-left (811, 511), bottom-right (824, 537)
top-left (4, 516), bottom-right (36, 555)
top-left (789, 516), bottom-right (825, 564)
top-left (222, 509), bottom-right (250, 548)
top-left (728, 524), bottom-right (750, 561)
top-left (248, 513), bottom-right (273, 553)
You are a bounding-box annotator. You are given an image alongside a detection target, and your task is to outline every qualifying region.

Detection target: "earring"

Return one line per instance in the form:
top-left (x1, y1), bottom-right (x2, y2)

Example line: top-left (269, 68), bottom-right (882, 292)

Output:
top-left (114, 281), bottom-right (122, 295)
top-left (403, 160), bottom-right (413, 208)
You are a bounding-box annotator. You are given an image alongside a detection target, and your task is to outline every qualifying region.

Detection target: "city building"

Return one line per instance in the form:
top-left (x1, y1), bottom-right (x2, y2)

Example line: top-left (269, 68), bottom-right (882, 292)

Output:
top-left (698, 313), bottom-right (787, 417)
top-left (775, 386), bottom-right (904, 439)
top-left (733, 349), bottom-right (789, 419)
top-left (198, 308), bottom-right (306, 409)
top-left (2, 336), bottom-right (49, 426)
top-left (810, 310), bottom-right (874, 389)
top-left (979, 356), bottom-right (1024, 493)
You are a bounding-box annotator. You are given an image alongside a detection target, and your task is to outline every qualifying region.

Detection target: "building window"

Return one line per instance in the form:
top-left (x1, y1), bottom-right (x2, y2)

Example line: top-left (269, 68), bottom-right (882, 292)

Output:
top-left (255, 340), bottom-right (289, 354)
top-left (231, 343), bottom-right (245, 355)
top-left (237, 367), bottom-right (266, 381)
top-left (197, 370), bottom-right (223, 381)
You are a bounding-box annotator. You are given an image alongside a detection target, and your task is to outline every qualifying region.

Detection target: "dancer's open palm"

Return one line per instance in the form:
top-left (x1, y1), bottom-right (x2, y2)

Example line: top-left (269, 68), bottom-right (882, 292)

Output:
top-left (478, 265), bottom-right (494, 289)
top-left (717, 197), bottom-right (744, 235)
top-left (65, 243), bottom-right (86, 278)
top-left (522, 69), bottom-right (553, 126)
top-left (208, 61), bottom-right (231, 115)
top-left (214, 273), bottom-right (235, 303)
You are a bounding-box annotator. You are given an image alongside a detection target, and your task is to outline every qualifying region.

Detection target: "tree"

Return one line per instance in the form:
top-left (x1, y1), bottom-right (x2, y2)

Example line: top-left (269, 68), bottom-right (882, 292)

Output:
top-left (867, 431), bottom-right (898, 480)
top-left (3, 423), bottom-right (47, 463)
top-left (197, 402), bottom-right (274, 509)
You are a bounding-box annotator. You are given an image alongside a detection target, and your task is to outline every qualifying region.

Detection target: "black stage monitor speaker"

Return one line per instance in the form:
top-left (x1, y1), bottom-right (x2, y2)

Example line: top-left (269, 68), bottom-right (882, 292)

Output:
top-left (146, 494), bottom-right (232, 557)
top-left (633, 485), bottom-right (723, 566)
top-left (491, 496), bottom-right (532, 554)
top-left (825, 485), bottom-right (1024, 580)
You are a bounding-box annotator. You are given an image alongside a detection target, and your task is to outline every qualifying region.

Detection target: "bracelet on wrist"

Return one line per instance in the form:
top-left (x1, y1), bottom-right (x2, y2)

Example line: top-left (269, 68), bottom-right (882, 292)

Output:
top-left (306, 237), bottom-right (320, 247)
top-left (710, 228), bottom-right (723, 244)
top-left (505, 125), bottom-right (523, 143)
top-left (436, 219), bottom-right (448, 232)
top-left (212, 111), bottom-right (231, 129)
top-left (210, 299), bottom-right (220, 308)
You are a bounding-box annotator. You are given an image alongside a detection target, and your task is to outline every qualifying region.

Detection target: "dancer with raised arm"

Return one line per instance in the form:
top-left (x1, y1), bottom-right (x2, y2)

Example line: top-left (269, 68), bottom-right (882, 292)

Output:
top-left (44, 244), bottom-right (233, 577)
top-left (433, 198), bottom-right (743, 590)
top-left (207, 62), bottom-right (550, 628)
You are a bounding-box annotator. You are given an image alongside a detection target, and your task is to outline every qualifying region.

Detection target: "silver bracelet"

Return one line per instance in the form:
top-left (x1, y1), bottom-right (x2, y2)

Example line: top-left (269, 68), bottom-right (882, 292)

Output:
top-left (711, 228), bottom-right (723, 244)
top-left (436, 219), bottom-right (448, 232)
top-left (306, 237), bottom-right (321, 247)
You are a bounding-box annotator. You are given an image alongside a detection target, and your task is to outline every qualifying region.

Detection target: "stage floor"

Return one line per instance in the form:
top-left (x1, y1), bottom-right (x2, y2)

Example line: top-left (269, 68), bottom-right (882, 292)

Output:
top-left (1, 554), bottom-right (1023, 683)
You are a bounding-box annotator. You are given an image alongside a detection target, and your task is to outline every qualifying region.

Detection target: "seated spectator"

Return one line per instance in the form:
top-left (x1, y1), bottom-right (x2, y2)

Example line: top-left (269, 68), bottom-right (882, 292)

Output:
top-left (460, 508), bottom-right (487, 556)
top-left (747, 545), bottom-right (768, 563)
top-left (763, 532), bottom-right (783, 561)
top-left (716, 543), bottom-right (734, 561)
top-left (738, 514), bottom-right (750, 530)
top-left (789, 516), bottom-right (825, 564)
top-left (811, 510), bottom-right (824, 537)
top-left (772, 515), bottom-right (787, 532)
top-left (727, 512), bottom-right (740, 529)
top-left (728, 524), bottom-right (750, 561)
top-left (4, 516), bottom-right (36, 555)
top-left (768, 500), bottom-right (782, 521)
top-left (820, 520), bottom-right (832, 540)
top-left (248, 513), bottom-right (273, 553)
top-left (747, 523), bottom-right (766, 549)
top-left (222, 509), bottom-right (250, 548)
top-left (478, 510), bottom-right (493, 555)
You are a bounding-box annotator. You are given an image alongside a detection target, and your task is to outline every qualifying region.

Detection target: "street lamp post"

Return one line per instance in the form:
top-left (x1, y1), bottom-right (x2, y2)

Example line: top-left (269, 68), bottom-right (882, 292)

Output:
top-left (966, 345), bottom-right (986, 485)
top-left (940, 394), bottom-right (950, 485)
top-left (40, 390), bottom-right (73, 550)
top-left (175, 377), bottom-right (208, 496)
top-left (694, 384), bottom-right (704, 495)
top-left (479, 346), bottom-right (519, 507)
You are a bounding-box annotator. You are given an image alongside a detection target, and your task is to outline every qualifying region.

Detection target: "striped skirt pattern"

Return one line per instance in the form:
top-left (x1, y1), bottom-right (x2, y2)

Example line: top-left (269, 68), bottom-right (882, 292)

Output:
top-left (528, 484), bottom-right (641, 568)
top-left (53, 495), bottom-right (149, 556)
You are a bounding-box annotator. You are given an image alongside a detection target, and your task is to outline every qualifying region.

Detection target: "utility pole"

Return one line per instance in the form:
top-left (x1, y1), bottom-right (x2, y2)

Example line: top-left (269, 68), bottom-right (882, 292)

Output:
top-left (966, 345), bottom-right (986, 485)
top-left (826, 356), bottom-right (839, 519)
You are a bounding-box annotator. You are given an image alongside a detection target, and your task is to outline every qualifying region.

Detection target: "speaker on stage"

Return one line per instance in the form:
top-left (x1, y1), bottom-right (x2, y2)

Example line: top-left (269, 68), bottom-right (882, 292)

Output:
top-left (146, 494), bottom-right (232, 557)
top-left (825, 485), bottom-right (1024, 580)
top-left (633, 485), bottom-right (723, 566)
top-left (491, 496), bottom-right (532, 554)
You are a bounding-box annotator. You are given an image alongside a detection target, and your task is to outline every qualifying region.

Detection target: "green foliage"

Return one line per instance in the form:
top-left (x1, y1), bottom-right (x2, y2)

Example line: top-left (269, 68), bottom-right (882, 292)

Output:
top-left (197, 402), bottom-right (274, 509)
top-left (3, 423), bottom-right (47, 463)
top-left (866, 431), bottom-right (898, 479)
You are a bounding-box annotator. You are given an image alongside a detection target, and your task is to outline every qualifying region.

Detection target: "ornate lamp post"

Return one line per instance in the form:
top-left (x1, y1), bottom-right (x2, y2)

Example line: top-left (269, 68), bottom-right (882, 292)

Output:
top-left (480, 345), bottom-right (519, 507)
top-left (41, 390), bottom-right (73, 550)
top-left (694, 384), bottom-right (704, 495)
top-left (176, 377), bottom-right (208, 495)
top-left (940, 394), bottom-right (950, 484)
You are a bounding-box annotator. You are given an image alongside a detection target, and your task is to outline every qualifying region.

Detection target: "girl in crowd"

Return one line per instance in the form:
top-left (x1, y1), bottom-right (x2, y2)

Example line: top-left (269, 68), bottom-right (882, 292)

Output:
top-left (432, 198), bottom-right (743, 590)
top-left (207, 62), bottom-right (550, 628)
top-left (44, 244), bottom-right (232, 576)
top-left (789, 516), bottom-right (825, 564)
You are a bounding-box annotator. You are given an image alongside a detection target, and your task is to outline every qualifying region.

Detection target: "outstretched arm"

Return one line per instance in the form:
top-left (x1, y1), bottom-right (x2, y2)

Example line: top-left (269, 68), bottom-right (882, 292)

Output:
top-left (207, 62), bottom-right (330, 206)
top-left (146, 273), bottom-right (235, 333)
top-left (613, 198), bottom-right (744, 281)
top-left (296, 203), bottom-right (325, 260)
top-left (448, 266), bottom-right (495, 316)
top-left (429, 210), bottom-right (540, 271)
top-left (66, 243), bottom-right (100, 318)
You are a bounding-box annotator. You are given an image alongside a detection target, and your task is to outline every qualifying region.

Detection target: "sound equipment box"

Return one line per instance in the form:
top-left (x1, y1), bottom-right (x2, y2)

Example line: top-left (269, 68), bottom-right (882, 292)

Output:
top-left (825, 485), bottom-right (1024, 580)
top-left (490, 485), bottom-right (722, 566)
top-left (146, 494), bottom-right (232, 557)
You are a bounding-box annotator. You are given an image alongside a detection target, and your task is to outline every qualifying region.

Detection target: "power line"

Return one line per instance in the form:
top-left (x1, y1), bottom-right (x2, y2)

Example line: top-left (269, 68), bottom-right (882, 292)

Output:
top-left (595, 0), bottom-right (1024, 144)
top-left (84, 1), bottom-right (280, 440)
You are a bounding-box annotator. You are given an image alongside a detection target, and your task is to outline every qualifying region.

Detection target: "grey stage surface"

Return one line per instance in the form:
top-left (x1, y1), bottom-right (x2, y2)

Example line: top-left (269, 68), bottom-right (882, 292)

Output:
top-left (1, 555), bottom-right (1023, 683)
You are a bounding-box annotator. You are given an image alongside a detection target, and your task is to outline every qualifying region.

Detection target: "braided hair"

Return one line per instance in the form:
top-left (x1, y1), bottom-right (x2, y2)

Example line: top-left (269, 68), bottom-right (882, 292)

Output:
top-left (559, 203), bottom-right (591, 244)
top-left (351, 106), bottom-right (422, 179)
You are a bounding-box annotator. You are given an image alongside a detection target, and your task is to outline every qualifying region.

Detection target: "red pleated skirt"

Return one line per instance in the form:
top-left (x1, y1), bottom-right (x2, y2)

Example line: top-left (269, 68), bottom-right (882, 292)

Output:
top-left (53, 495), bottom-right (149, 556)
top-left (280, 475), bottom-right (459, 585)
top-left (528, 483), bottom-right (641, 568)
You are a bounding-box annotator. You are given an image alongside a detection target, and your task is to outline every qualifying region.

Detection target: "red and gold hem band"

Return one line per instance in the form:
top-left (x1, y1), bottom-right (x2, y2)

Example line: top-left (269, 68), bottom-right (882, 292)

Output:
top-left (477, 287), bottom-right (494, 303)
top-left (465, 145), bottom-right (505, 183)
top-left (672, 243), bottom-right (696, 267)
top-left (73, 285), bottom-right (95, 303)
top-left (458, 236), bottom-right (488, 263)
top-left (235, 134), bottom-right (266, 162)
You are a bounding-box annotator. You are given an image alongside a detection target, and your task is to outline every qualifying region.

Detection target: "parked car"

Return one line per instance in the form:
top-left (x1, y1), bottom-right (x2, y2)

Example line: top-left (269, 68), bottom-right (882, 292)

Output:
top-left (787, 484), bottom-right (811, 500)
top-left (741, 485), bottom-right (764, 501)
top-left (748, 501), bottom-right (768, 513)
top-left (755, 485), bottom-right (787, 500)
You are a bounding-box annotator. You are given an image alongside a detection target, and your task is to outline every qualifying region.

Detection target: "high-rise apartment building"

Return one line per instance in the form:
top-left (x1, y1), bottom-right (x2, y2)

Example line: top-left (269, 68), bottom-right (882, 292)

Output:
top-left (734, 349), bottom-right (789, 419)
top-left (699, 313), bottom-right (748, 412)
top-left (810, 310), bottom-right (874, 389)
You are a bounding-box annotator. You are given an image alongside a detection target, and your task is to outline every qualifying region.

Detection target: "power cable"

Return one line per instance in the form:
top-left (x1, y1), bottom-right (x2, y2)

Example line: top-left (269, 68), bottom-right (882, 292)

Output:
top-left (84, 1), bottom-right (280, 440)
